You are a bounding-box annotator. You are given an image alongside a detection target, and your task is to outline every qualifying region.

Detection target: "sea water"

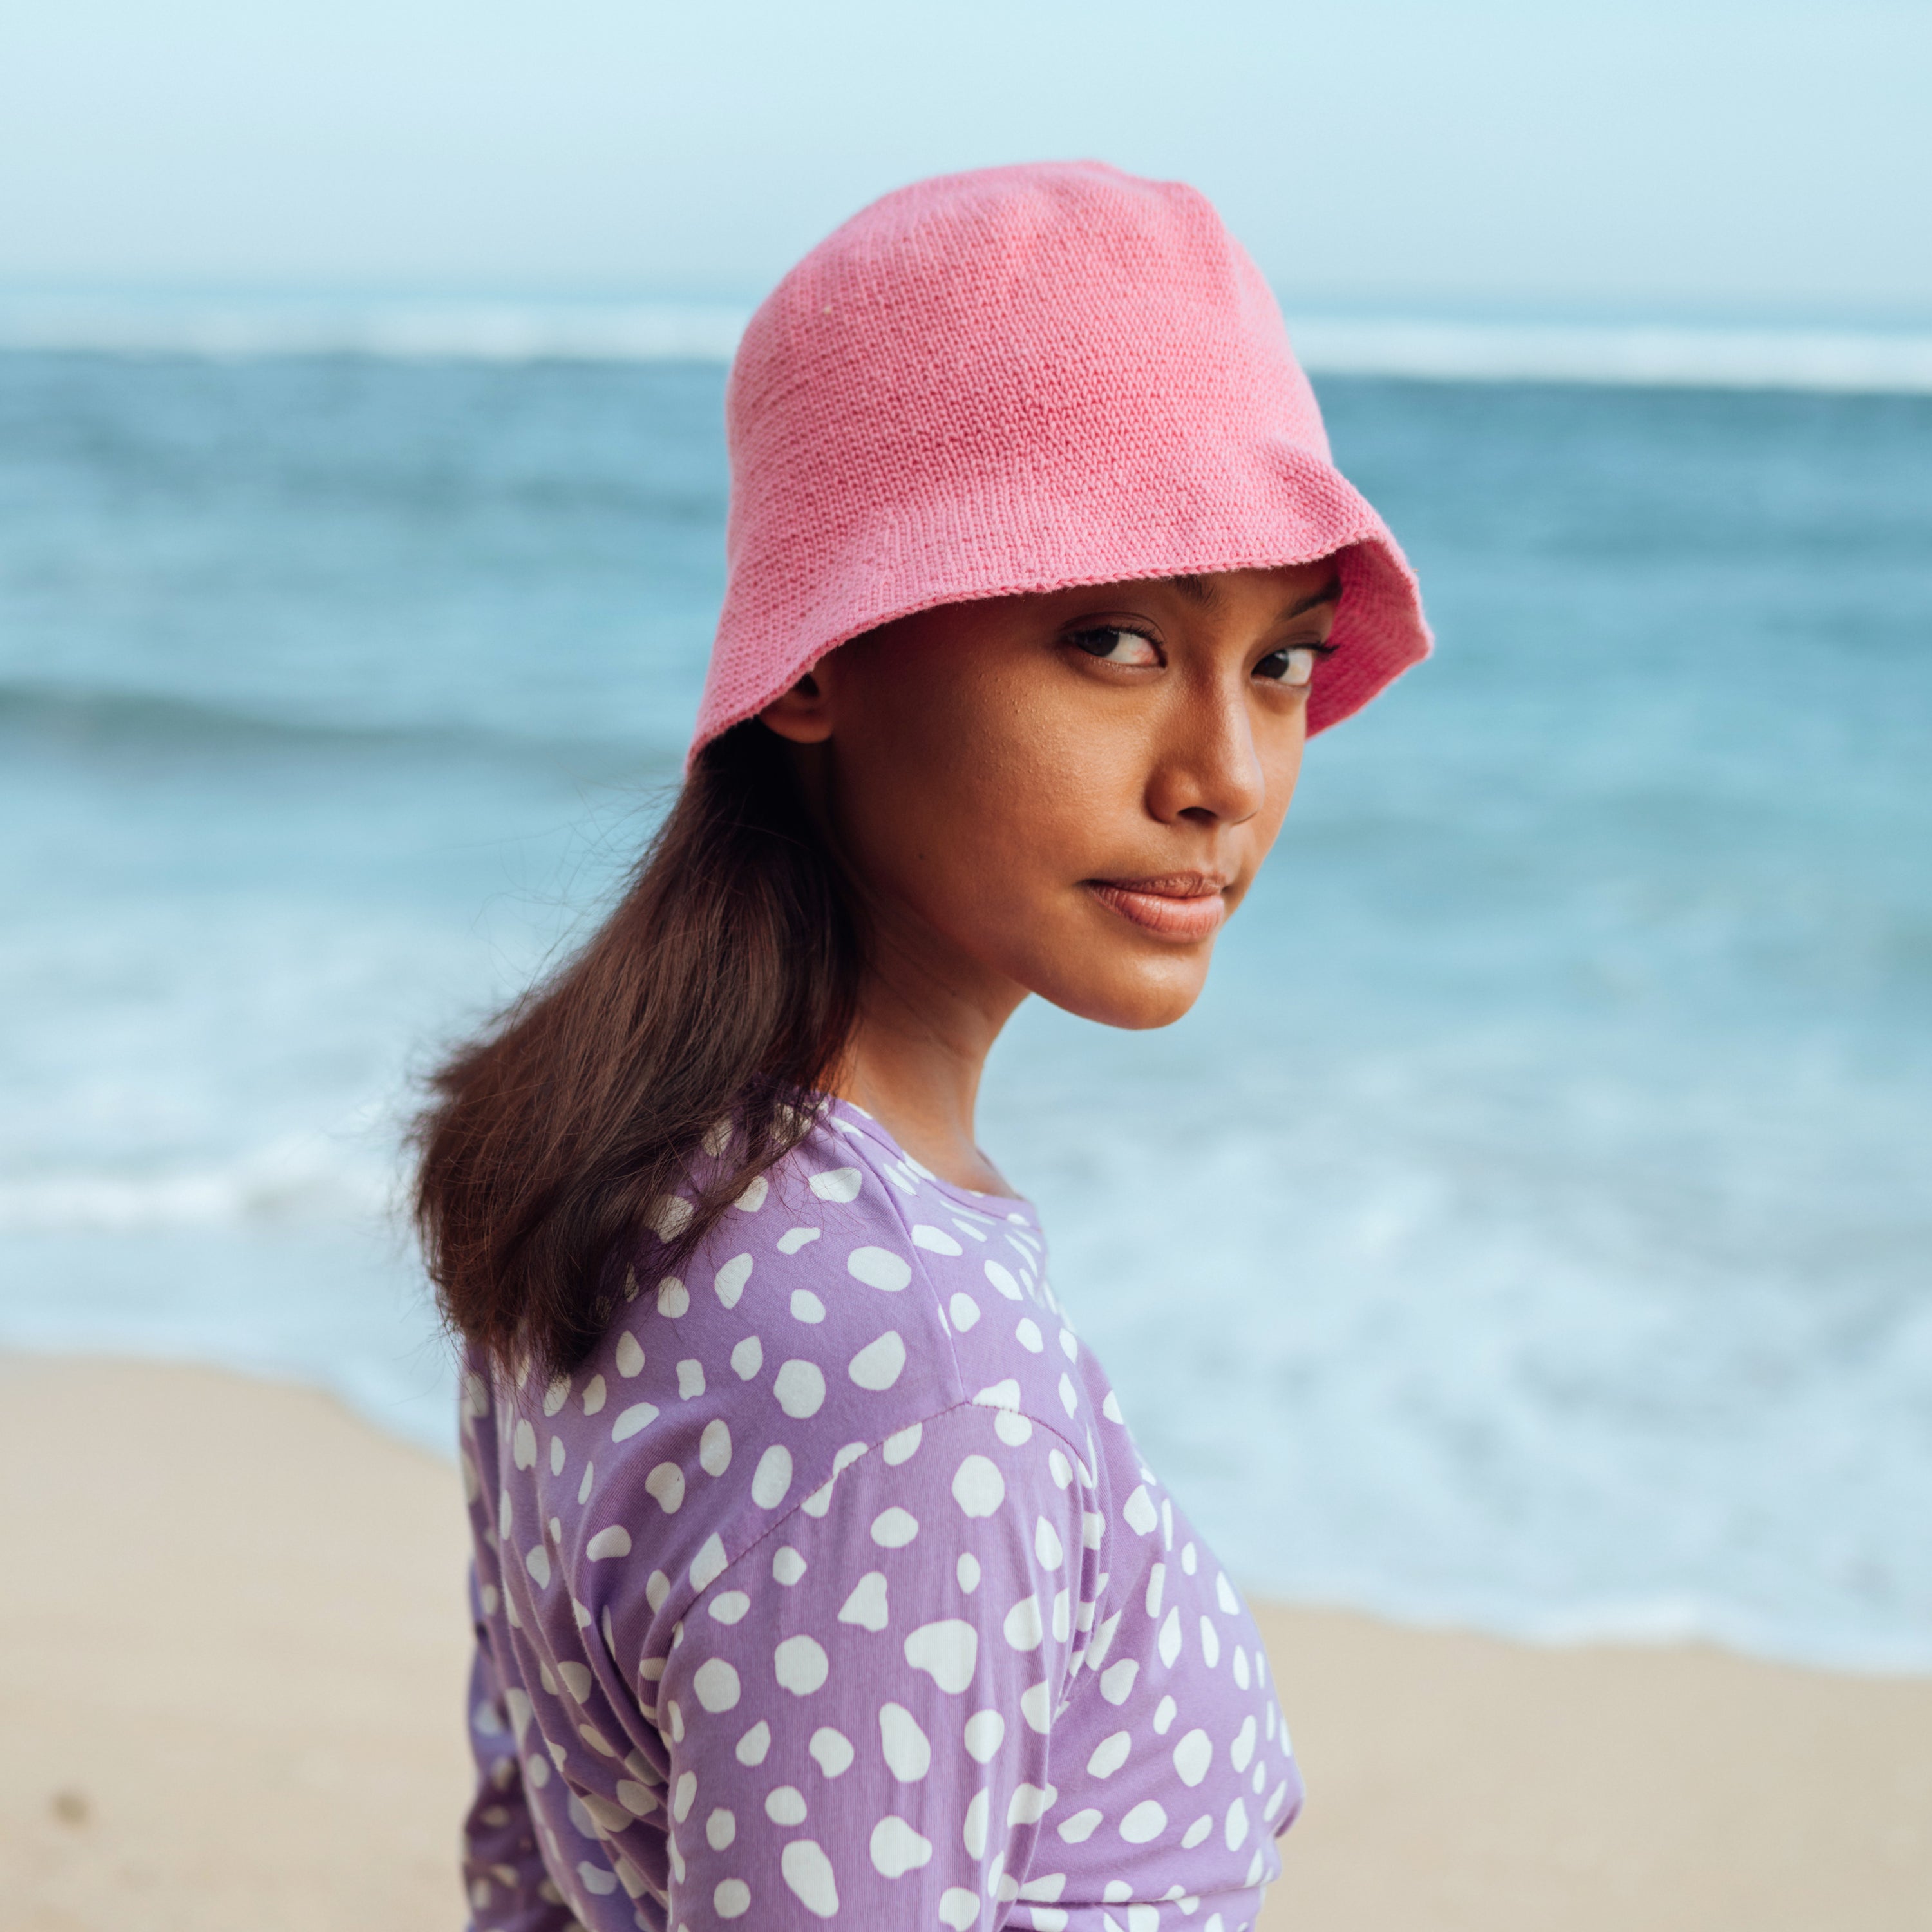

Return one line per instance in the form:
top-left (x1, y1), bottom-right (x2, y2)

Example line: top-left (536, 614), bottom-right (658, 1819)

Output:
top-left (3, 344), bottom-right (1927, 1672)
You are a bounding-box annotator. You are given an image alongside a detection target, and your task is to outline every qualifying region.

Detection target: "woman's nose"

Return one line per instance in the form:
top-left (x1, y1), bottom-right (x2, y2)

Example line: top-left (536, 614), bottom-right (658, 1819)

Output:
top-left (1146, 683), bottom-right (1269, 828)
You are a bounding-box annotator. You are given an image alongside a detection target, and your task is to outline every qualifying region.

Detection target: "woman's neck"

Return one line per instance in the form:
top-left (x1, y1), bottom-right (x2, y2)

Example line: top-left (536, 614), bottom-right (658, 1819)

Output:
top-left (828, 937), bottom-right (1026, 1197)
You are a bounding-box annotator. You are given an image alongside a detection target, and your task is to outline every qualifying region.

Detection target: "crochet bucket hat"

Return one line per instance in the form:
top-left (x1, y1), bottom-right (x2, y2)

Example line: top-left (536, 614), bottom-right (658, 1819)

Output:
top-left (692, 160), bottom-right (1430, 757)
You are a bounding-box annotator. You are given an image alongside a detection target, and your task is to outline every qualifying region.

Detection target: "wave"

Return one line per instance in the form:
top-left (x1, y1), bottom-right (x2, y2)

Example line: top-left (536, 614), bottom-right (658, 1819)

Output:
top-left (5, 296), bottom-right (1932, 393)
top-left (1265, 1581), bottom-right (1932, 1678)
top-left (1, 679), bottom-right (674, 772)
top-left (1286, 316), bottom-right (1932, 395)
top-left (0, 297), bottom-right (752, 365)
top-left (0, 1141), bottom-right (395, 1235)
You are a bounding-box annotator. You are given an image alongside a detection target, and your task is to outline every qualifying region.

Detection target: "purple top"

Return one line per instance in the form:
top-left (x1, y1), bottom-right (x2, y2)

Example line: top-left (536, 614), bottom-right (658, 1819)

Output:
top-left (459, 1099), bottom-right (1302, 1932)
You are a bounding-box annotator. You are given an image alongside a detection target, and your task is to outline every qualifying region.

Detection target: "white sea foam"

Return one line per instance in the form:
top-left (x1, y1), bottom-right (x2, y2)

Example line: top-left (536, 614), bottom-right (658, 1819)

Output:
top-left (5, 293), bottom-right (1932, 393)
top-left (1285, 316), bottom-right (1932, 395)
top-left (0, 1141), bottom-right (393, 1234)
top-left (0, 296), bottom-right (752, 365)
top-left (985, 1042), bottom-right (1932, 1678)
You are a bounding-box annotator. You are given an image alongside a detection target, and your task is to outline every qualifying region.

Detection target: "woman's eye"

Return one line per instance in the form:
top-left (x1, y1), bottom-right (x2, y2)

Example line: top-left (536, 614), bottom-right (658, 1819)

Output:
top-left (1257, 645), bottom-right (1323, 688)
top-left (1070, 626), bottom-right (1162, 667)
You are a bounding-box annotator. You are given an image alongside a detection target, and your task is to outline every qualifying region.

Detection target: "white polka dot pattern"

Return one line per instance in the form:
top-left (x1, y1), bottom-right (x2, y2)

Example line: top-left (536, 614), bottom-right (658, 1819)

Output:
top-left (457, 1099), bottom-right (1301, 1930)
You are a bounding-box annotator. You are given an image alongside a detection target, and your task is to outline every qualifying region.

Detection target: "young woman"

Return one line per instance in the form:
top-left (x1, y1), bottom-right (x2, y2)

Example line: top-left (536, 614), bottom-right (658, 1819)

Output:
top-left (419, 162), bottom-right (1428, 1932)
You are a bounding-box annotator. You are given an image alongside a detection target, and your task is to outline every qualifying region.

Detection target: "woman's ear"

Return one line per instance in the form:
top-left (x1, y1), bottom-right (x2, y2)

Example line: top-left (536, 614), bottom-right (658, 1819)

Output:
top-left (759, 665), bottom-right (837, 744)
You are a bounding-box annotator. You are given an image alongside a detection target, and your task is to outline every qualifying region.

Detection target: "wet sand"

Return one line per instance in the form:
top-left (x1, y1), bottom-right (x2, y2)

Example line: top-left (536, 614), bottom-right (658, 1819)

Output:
top-left (2, 1354), bottom-right (1926, 1930)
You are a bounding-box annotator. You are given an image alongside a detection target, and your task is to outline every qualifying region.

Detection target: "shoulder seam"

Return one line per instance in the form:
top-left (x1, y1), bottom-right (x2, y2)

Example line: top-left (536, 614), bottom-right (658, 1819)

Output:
top-left (864, 1150), bottom-right (974, 1401)
top-left (810, 1110), bottom-right (983, 1413)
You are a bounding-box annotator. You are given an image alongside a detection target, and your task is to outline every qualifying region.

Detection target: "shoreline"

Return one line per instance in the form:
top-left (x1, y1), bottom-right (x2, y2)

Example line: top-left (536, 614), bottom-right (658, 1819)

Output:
top-left (4, 1352), bottom-right (1927, 1930)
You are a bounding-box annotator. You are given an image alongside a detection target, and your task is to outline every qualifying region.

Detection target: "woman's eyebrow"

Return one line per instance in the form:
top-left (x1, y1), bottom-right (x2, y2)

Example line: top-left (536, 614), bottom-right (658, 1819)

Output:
top-left (1282, 576), bottom-right (1343, 618)
top-left (1164, 572), bottom-right (1342, 615)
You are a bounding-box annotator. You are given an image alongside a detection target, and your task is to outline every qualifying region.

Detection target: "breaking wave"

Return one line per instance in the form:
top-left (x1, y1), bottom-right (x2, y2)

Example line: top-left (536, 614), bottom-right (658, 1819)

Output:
top-left (6, 294), bottom-right (1932, 393)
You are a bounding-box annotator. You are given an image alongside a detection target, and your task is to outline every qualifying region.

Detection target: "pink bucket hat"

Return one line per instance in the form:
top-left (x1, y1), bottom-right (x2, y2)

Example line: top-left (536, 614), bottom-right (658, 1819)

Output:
top-left (692, 160), bottom-right (1430, 756)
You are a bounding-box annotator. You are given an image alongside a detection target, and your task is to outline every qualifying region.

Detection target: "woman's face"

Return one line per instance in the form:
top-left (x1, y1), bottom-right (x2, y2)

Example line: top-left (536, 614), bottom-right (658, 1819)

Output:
top-left (761, 560), bottom-right (1341, 1031)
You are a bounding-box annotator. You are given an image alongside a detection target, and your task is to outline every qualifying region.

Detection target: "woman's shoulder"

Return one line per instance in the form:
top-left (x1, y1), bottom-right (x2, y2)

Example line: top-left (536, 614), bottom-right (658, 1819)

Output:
top-left (474, 1102), bottom-right (1112, 1618)
top-left (516, 1108), bottom-right (984, 1572)
top-left (609, 1103), bottom-right (980, 1421)
top-left (641, 1096), bottom-right (1047, 1343)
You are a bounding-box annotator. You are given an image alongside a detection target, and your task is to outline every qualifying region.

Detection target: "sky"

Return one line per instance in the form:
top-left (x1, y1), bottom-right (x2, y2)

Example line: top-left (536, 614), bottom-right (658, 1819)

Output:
top-left (3, 0), bottom-right (1929, 320)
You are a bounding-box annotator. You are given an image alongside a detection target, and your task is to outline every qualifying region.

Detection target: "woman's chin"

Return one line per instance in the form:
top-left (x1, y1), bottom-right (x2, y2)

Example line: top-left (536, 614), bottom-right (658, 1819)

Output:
top-left (1028, 950), bottom-right (1215, 1031)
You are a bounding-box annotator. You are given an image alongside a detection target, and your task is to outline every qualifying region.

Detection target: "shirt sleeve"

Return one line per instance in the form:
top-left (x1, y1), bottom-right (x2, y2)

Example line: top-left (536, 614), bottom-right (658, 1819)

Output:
top-left (654, 1400), bottom-right (1102, 1930)
top-left (462, 1567), bottom-right (578, 1932)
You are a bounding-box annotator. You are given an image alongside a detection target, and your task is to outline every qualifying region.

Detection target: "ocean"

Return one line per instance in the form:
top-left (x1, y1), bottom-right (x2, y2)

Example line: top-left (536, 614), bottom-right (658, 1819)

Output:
top-left (3, 321), bottom-right (1927, 1673)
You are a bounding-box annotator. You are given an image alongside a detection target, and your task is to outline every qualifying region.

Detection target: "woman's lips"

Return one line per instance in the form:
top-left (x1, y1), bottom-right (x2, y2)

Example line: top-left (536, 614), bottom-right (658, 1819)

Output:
top-left (1085, 875), bottom-right (1230, 940)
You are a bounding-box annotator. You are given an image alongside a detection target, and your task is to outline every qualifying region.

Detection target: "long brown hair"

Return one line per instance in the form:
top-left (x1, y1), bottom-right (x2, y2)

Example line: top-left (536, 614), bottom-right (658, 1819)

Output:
top-left (413, 721), bottom-right (864, 1378)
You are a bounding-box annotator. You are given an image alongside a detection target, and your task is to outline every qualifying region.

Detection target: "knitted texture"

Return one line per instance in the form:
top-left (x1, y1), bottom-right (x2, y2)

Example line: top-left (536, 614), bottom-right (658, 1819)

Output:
top-left (692, 160), bottom-right (1430, 756)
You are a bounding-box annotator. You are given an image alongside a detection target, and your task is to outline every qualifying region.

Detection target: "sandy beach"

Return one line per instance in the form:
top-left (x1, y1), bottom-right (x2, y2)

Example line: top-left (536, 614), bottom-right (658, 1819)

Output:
top-left (2, 1354), bottom-right (1926, 1931)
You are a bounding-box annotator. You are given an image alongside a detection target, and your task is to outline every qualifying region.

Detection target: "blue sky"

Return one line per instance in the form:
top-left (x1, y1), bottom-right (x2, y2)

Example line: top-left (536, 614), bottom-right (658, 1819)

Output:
top-left (3, 0), bottom-right (1928, 318)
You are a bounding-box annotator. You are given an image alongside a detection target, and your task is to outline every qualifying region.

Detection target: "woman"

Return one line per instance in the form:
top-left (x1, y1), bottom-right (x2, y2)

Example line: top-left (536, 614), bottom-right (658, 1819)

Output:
top-left (419, 162), bottom-right (1428, 1932)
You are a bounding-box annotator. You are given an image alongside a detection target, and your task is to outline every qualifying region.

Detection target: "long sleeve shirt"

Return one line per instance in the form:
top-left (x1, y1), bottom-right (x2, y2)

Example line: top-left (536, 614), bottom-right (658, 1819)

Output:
top-left (458, 1098), bottom-right (1302, 1932)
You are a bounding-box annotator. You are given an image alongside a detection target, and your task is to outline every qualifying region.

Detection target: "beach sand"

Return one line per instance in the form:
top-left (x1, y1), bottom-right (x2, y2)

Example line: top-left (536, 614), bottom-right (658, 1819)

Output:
top-left (2, 1354), bottom-right (1925, 1931)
